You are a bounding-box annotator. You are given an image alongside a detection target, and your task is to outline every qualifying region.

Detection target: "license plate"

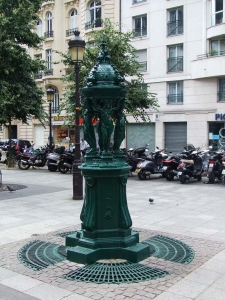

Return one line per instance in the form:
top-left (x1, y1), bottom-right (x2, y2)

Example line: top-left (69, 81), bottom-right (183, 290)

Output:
top-left (209, 163), bottom-right (214, 167)
top-left (178, 172), bottom-right (182, 175)
top-left (222, 170), bottom-right (225, 175)
top-left (163, 166), bottom-right (167, 170)
top-left (135, 169), bottom-right (141, 173)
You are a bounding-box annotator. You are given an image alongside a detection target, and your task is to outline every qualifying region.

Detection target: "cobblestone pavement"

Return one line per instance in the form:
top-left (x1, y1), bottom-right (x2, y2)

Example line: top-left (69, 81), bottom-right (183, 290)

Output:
top-left (1, 166), bottom-right (225, 299)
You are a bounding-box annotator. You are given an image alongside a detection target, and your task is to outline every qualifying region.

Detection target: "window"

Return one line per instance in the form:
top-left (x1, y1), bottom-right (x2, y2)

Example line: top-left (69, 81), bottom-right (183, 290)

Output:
top-left (85, 1), bottom-right (102, 30)
top-left (168, 82), bottom-right (183, 104)
top-left (45, 12), bottom-right (53, 38)
top-left (218, 78), bottom-right (225, 101)
top-left (52, 89), bottom-right (59, 113)
top-left (34, 54), bottom-right (43, 79)
top-left (136, 49), bottom-right (147, 71)
top-left (211, 0), bottom-right (224, 26)
top-left (36, 20), bottom-right (42, 37)
top-left (167, 44), bottom-right (183, 72)
top-left (133, 15), bottom-right (147, 37)
top-left (167, 7), bottom-right (183, 36)
top-left (45, 49), bottom-right (53, 75)
top-left (210, 38), bottom-right (225, 55)
top-left (66, 10), bottom-right (78, 36)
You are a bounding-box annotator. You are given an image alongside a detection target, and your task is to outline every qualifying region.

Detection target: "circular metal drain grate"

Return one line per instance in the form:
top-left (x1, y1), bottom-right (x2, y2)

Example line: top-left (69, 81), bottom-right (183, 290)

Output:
top-left (62, 260), bottom-right (169, 284)
top-left (17, 240), bottom-right (66, 271)
top-left (143, 235), bottom-right (194, 264)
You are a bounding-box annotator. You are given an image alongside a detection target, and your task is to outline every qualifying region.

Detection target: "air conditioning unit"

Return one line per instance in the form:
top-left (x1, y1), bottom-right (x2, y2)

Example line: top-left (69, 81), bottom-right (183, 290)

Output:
top-left (152, 113), bottom-right (159, 122)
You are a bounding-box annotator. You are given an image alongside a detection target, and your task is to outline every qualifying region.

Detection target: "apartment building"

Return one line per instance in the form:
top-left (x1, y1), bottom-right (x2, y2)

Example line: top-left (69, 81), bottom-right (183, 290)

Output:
top-left (0, 0), bottom-right (120, 148)
top-left (122, 0), bottom-right (225, 152)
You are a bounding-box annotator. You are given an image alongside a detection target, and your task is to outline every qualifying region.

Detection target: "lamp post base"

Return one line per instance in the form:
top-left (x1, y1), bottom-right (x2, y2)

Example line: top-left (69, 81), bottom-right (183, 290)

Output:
top-left (72, 160), bottom-right (83, 200)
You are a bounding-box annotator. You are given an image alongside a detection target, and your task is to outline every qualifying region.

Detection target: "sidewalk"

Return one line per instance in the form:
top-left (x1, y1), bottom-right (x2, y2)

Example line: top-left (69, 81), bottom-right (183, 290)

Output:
top-left (0, 166), bottom-right (225, 299)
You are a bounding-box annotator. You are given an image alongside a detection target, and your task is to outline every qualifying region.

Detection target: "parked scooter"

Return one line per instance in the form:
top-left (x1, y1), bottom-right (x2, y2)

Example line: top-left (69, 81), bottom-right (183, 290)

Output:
top-left (46, 146), bottom-right (65, 172)
top-left (177, 149), bottom-right (203, 183)
top-left (135, 148), bottom-right (167, 180)
top-left (221, 156), bottom-right (225, 184)
top-left (58, 152), bottom-right (74, 174)
top-left (18, 147), bottom-right (48, 170)
top-left (126, 145), bottom-right (149, 173)
top-left (162, 153), bottom-right (183, 181)
top-left (206, 149), bottom-right (225, 183)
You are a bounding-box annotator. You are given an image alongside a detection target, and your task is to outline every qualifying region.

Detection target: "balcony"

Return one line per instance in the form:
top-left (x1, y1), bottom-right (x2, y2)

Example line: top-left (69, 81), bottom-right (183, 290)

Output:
top-left (132, 27), bottom-right (147, 38)
top-left (85, 19), bottom-right (102, 30)
top-left (52, 106), bottom-right (59, 113)
top-left (167, 20), bottom-right (183, 36)
top-left (66, 28), bottom-right (78, 37)
top-left (44, 31), bottom-right (54, 38)
top-left (43, 69), bottom-right (53, 76)
top-left (218, 91), bottom-right (225, 102)
top-left (192, 52), bottom-right (225, 79)
top-left (167, 57), bottom-right (183, 72)
top-left (167, 94), bottom-right (183, 104)
top-left (207, 23), bottom-right (225, 39)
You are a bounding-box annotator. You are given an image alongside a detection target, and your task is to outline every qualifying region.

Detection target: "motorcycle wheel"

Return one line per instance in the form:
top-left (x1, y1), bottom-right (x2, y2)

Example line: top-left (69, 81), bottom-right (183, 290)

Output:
top-left (138, 171), bottom-right (147, 180)
top-left (58, 161), bottom-right (69, 174)
top-left (208, 172), bottom-right (215, 183)
top-left (18, 160), bottom-right (30, 170)
top-left (165, 168), bottom-right (174, 181)
top-left (48, 165), bottom-right (58, 172)
top-left (197, 174), bottom-right (202, 181)
top-left (179, 175), bottom-right (186, 184)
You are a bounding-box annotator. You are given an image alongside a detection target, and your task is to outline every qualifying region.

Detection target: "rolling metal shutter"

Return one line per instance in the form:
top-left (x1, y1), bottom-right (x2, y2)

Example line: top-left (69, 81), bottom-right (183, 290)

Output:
top-left (165, 122), bottom-right (187, 153)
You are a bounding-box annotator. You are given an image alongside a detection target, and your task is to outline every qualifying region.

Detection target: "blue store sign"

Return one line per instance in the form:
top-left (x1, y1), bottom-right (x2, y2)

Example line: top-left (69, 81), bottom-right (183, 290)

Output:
top-left (215, 114), bottom-right (225, 120)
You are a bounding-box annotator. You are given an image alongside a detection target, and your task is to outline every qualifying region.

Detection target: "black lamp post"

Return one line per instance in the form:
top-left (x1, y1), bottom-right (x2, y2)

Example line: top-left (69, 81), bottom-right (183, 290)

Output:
top-left (68, 30), bottom-right (86, 200)
top-left (46, 86), bottom-right (55, 152)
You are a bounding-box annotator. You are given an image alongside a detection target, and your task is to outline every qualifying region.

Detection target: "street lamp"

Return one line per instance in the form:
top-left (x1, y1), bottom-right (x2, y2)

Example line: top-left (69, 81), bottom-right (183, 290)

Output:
top-left (68, 30), bottom-right (86, 200)
top-left (46, 86), bottom-right (55, 152)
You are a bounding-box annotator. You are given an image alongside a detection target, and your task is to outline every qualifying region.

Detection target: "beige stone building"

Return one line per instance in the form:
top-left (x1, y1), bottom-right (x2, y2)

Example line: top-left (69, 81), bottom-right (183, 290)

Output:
top-left (0, 0), bottom-right (120, 148)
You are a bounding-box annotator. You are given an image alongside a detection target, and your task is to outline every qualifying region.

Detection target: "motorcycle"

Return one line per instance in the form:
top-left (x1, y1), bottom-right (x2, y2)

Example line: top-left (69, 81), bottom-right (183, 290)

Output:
top-left (162, 153), bottom-right (183, 181)
top-left (126, 146), bottom-right (149, 173)
top-left (135, 148), bottom-right (167, 180)
top-left (18, 147), bottom-right (48, 170)
top-left (206, 150), bottom-right (225, 183)
top-left (177, 149), bottom-right (203, 183)
top-left (58, 151), bottom-right (74, 174)
top-left (222, 156), bottom-right (225, 184)
top-left (46, 146), bottom-right (65, 172)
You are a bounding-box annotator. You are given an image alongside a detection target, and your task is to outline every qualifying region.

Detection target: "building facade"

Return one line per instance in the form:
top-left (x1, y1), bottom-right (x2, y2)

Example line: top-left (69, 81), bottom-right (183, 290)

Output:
top-left (1, 0), bottom-right (225, 152)
top-left (122, 0), bottom-right (225, 152)
top-left (0, 0), bottom-right (120, 149)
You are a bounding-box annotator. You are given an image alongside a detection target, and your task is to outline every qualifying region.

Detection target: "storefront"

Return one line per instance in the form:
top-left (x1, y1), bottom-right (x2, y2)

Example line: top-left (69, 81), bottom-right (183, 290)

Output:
top-left (209, 113), bottom-right (225, 150)
top-left (52, 116), bottom-right (76, 149)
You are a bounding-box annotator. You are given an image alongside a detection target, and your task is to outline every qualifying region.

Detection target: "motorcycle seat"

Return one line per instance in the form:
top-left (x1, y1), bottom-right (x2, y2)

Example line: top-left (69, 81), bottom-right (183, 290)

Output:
top-left (181, 159), bottom-right (194, 164)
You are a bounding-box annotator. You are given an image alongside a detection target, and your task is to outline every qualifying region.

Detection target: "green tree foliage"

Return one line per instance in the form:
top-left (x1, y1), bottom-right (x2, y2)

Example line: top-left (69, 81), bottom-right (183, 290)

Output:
top-left (0, 0), bottom-right (46, 126)
top-left (59, 19), bottom-right (159, 122)
top-left (0, 0), bottom-right (46, 165)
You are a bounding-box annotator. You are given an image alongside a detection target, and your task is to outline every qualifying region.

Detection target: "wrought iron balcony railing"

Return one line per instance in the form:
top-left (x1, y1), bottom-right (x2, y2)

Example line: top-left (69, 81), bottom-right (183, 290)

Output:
top-left (132, 26), bottom-right (147, 38)
top-left (52, 106), bottom-right (59, 114)
top-left (167, 94), bottom-right (183, 104)
top-left (167, 57), bottom-right (183, 72)
top-left (218, 91), bottom-right (225, 102)
top-left (197, 51), bottom-right (225, 59)
top-left (44, 31), bottom-right (54, 38)
top-left (167, 20), bottom-right (183, 36)
top-left (66, 27), bottom-right (79, 37)
top-left (85, 19), bottom-right (102, 30)
top-left (43, 69), bottom-right (53, 76)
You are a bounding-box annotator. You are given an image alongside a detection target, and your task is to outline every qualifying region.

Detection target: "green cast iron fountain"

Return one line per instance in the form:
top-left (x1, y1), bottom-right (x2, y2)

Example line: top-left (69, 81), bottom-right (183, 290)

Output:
top-left (66, 37), bottom-right (150, 265)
